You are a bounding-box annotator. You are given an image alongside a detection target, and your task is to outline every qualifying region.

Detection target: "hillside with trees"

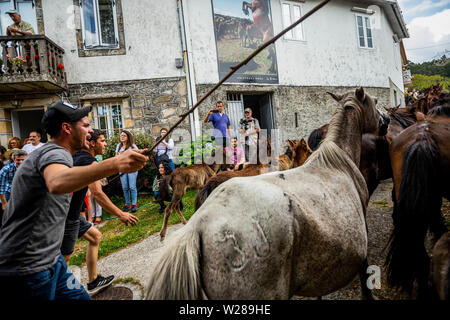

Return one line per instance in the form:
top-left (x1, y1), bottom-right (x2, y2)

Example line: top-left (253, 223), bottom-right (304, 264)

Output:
top-left (408, 56), bottom-right (450, 91)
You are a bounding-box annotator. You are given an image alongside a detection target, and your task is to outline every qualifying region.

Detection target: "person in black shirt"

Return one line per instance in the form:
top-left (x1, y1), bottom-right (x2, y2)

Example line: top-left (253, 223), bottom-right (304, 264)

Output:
top-left (61, 129), bottom-right (139, 295)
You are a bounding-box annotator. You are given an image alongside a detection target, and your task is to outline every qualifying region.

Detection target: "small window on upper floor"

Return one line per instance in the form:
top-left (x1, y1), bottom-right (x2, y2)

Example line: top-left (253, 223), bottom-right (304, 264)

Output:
top-left (80, 0), bottom-right (118, 49)
top-left (356, 14), bottom-right (373, 49)
top-left (281, 1), bottom-right (304, 41)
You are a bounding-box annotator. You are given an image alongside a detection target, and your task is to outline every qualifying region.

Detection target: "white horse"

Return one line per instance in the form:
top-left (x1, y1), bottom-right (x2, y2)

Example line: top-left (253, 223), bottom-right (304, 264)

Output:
top-left (146, 87), bottom-right (390, 299)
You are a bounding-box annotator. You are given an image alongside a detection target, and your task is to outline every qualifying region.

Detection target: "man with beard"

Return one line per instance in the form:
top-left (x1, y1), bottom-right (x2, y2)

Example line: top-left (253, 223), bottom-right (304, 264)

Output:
top-left (0, 101), bottom-right (148, 300)
top-left (61, 129), bottom-right (139, 295)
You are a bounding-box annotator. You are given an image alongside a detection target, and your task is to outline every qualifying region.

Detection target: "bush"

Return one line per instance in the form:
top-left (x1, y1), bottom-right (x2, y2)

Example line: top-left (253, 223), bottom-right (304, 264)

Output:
top-left (175, 135), bottom-right (216, 167)
top-left (410, 74), bottom-right (450, 92)
top-left (103, 131), bottom-right (156, 197)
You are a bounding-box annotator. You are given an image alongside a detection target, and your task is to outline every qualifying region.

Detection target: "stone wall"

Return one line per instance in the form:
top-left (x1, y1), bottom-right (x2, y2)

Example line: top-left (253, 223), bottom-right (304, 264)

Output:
top-left (196, 84), bottom-right (391, 144)
top-left (68, 77), bottom-right (189, 137)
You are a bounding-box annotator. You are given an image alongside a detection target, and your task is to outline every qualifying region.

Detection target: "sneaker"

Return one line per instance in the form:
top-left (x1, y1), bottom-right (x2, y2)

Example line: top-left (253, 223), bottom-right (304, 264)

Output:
top-left (122, 205), bottom-right (131, 212)
top-left (158, 206), bottom-right (165, 215)
top-left (87, 274), bottom-right (115, 296)
top-left (131, 205), bottom-right (138, 213)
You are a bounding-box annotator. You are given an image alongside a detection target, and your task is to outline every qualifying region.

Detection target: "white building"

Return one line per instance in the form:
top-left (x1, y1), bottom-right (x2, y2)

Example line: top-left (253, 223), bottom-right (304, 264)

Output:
top-left (0, 0), bottom-right (408, 145)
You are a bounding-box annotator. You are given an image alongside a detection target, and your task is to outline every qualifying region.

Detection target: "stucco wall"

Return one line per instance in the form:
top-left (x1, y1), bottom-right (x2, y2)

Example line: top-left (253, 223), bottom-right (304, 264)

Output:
top-left (186, 0), bottom-right (404, 92)
top-left (42, 0), bottom-right (184, 84)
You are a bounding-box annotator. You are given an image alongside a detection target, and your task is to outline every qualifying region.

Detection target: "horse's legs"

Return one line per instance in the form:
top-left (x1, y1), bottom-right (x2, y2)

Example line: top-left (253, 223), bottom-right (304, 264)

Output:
top-left (417, 247), bottom-right (432, 300)
top-left (159, 204), bottom-right (173, 242)
top-left (359, 258), bottom-right (375, 300)
top-left (173, 198), bottom-right (187, 224)
top-left (172, 187), bottom-right (188, 224)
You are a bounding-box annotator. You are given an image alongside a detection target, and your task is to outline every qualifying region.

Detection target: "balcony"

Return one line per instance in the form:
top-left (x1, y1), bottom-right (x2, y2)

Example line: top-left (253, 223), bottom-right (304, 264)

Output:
top-left (0, 35), bottom-right (67, 98)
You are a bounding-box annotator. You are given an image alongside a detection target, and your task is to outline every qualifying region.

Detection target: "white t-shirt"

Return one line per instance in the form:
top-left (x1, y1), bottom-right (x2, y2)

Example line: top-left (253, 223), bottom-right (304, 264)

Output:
top-left (22, 142), bottom-right (45, 154)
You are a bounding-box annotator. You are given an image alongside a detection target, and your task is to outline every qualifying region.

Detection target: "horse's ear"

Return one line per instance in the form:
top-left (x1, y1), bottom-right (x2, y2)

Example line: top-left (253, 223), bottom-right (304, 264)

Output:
top-left (355, 87), bottom-right (365, 102)
top-left (287, 140), bottom-right (295, 148)
top-left (327, 92), bottom-right (343, 102)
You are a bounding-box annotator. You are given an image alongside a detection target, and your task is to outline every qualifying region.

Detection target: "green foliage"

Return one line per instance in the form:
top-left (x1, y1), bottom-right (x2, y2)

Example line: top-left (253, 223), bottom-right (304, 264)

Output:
top-left (409, 74), bottom-right (450, 92)
top-left (175, 135), bottom-right (216, 167)
top-left (408, 56), bottom-right (450, 78)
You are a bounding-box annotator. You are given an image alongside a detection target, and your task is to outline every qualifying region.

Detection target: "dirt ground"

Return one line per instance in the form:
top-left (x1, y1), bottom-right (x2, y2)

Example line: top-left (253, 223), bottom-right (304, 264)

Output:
top-left (294, 179), bottom-right (450, 300)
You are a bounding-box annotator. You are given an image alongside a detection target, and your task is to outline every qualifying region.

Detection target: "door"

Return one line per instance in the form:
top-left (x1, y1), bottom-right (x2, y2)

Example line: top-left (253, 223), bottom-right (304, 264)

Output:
top-left (12, 109), bottom-right (47, 142)
top-left (226, 93), bottom-right (244, 138)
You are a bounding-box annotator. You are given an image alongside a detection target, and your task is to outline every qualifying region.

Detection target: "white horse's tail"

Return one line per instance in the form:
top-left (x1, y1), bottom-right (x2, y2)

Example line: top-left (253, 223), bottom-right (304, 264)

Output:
top-left (145, 225), bottom-right (207, 300)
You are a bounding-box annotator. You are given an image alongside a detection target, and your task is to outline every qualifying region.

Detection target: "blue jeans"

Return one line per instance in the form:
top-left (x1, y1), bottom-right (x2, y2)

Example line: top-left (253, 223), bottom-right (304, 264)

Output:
top-left (0, 254), bottom-right (90, 300)
top-left (120, 171), bottom-right (138, 206)
top-left (168, 159), bottom-right (175, 172)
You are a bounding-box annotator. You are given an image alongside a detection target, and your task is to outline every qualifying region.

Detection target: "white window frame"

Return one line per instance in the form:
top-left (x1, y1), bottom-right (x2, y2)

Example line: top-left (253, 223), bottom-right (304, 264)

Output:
top-left (355, 13), bottom-right (374, 49)
top-left (80, 0), bottom-right (119, 50)
top-left (92, 101), bottom-right (124, 137)
top-left (280, 1), bottom-right (305, 42)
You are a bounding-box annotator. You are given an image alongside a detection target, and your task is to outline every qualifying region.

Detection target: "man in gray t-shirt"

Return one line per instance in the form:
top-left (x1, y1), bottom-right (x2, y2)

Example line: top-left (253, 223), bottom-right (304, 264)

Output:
top-left (0, 101), bottom-right (149, 300)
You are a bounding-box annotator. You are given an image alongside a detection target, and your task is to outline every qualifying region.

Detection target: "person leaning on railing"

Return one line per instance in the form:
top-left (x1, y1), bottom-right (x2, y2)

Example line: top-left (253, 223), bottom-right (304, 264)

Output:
top-left (5, 9), bottom-right (35, 36)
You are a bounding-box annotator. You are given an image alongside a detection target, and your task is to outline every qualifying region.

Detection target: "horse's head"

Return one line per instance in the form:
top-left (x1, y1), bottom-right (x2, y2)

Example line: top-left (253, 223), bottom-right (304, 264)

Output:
top-left (293, 138), bottom-right (313, 167)
top-left (329, 87), bottom-right (389, 137)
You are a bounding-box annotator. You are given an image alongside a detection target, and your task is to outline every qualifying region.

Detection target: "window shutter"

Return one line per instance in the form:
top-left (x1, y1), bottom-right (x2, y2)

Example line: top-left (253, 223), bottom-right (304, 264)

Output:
top-left (81, 0), bottom-right (100, 48)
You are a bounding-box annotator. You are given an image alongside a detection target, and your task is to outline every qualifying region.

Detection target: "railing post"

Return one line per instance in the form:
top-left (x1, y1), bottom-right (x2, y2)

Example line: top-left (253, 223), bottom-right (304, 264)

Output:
top-left (37, 37), bottom-right (49, 77)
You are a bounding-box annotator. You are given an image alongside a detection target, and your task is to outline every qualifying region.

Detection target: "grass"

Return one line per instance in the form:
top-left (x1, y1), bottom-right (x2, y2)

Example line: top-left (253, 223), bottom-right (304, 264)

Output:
top-left (68, 190), bottom-right (197, 267)
top-left (371, 199), bottom-right (389, 207)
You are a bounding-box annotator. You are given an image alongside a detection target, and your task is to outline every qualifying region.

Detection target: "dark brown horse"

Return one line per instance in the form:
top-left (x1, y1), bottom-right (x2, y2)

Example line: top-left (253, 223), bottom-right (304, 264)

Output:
top-left (194, 138), bottom-right (312, 211)
top-left (387, 112), bottom-right (450, 299)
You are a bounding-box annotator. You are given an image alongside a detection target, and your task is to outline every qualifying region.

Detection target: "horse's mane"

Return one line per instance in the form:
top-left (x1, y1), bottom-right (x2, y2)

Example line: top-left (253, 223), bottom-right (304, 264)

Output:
top-left (388, 109), bottom-right (416, 128)
top-left (428, 105), bottom-right (450, 118)
top-left (304, 94), bottom-right (369, 206)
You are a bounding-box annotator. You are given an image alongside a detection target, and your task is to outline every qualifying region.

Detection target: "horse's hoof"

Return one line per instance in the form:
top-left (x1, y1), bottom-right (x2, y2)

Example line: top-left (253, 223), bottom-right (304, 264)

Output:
top-left (160, 235), bottom-right (165, 242)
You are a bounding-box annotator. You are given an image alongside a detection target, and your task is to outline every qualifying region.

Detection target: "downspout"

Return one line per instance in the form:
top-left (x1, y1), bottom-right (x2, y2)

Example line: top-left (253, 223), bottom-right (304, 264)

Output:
top-left (177, 0), bottom-right (200, 141)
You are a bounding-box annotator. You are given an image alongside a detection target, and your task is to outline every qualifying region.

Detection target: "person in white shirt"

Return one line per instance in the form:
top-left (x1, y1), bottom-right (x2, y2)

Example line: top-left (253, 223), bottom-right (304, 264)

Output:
top-left (22, 131), bottom-right (45, 154)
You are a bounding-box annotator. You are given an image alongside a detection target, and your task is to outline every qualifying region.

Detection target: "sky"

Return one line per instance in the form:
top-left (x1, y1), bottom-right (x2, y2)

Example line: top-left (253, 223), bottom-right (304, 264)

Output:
top-left (398, 0), bottom-right (450, 63)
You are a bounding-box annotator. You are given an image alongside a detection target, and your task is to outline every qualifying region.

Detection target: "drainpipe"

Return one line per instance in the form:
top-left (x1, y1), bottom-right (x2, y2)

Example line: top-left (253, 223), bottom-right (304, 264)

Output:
top-left (177, 0), bottom-right (200, 141)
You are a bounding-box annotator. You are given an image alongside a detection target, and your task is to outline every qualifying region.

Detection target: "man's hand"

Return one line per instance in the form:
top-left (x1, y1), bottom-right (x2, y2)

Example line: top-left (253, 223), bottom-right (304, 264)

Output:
top-left (115, 149), bottom-right (149, 173)
top-left (118, 211), bottom-right (139, 226)
top-left (1, 202), bottom-right (6, 211)
top-left (234, 164), bottom-right (239, 171)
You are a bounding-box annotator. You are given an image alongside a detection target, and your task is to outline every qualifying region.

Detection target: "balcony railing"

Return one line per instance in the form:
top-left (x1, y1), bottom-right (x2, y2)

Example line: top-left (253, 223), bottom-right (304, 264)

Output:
top-left (0, 35), bottom-right (67, 96)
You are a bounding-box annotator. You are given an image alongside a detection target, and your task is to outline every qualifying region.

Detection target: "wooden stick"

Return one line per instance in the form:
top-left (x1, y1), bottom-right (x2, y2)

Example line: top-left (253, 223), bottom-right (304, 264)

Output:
top-left (147, 0), bottom-right (331, 154)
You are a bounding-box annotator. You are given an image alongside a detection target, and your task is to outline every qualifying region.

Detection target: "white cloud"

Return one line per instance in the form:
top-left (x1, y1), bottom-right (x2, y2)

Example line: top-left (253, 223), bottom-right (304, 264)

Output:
top-left (405, 0), bottom-right (450, 17)
top-left (403, 9), bottom-right (450, 62)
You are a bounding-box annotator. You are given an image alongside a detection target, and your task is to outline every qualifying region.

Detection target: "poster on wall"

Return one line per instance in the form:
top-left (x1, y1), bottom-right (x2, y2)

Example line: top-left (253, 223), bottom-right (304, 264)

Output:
top-left (212, 0), bottom-right (279, 84)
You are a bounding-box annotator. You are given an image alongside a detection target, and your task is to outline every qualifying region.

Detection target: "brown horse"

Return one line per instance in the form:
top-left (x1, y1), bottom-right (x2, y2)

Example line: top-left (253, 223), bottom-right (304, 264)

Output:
top-left (387, 112), bottom-right (450, 298)
top-left (194, 139), bottom-right (312, 211)
top-left (158, 164), bottom-right (216, 241)
top-left (242, 0), bottom-right (276, 73)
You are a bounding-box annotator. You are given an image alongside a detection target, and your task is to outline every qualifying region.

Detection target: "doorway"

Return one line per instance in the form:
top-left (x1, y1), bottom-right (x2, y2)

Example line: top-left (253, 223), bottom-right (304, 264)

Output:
top-left (12, 109), bottom-right (47, 143)
top-left (226, 92), bottom-right (275, 136)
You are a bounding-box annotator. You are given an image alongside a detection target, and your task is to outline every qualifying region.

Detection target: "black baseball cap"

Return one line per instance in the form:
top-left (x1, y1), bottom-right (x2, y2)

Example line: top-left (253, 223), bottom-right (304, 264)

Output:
top-left (42, 101), bottom-right (92, 136)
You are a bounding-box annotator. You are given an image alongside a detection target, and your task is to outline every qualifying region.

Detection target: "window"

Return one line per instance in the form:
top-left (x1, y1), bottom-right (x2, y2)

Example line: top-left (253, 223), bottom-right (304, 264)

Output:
top-left (80, 0), bottom-right (118, 49)
top-left (0, 0), bottom-right (37, 36)
top-left (281, 2), bottom-right (304, 41)
top-left (93, 102), bottom-right (123, 137)
top-left (356, 14), bottom-right (373, 48)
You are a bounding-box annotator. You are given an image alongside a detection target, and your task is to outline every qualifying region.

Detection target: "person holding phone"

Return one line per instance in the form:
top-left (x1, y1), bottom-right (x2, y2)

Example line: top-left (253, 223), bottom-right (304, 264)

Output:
top-left (203, 101), bottom-right (232, 149)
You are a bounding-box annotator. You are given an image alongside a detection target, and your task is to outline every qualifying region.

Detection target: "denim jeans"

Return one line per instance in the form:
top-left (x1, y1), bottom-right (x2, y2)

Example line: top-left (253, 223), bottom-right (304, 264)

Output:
top-left (120, 171), bottom-right (138, 206)
top-left (168, 159), bottom-right (175, 172)
top-left (0, 254), bottom-right (90, 300)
